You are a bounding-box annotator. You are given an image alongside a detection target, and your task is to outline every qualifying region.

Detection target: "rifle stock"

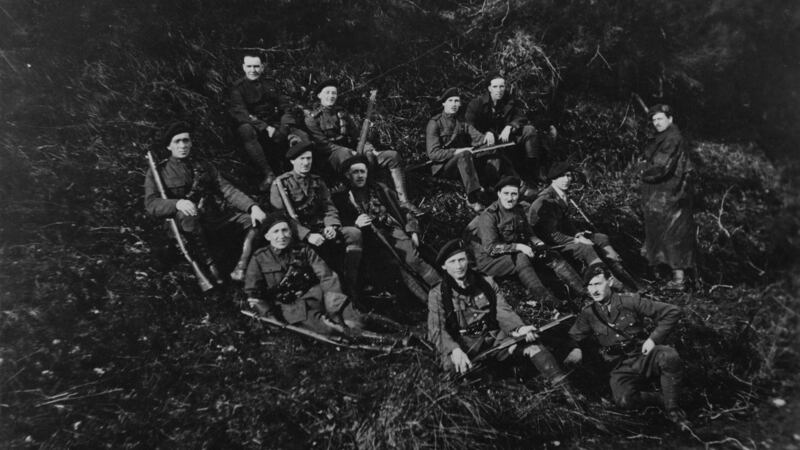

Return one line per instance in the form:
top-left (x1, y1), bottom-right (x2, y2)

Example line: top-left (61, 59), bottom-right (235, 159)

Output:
top-left (145, 151), bottom-right (214, 292)
top-left (276, 178), bottom-right (300, 221)
top-left (356, 89), bottom-right (378, 156)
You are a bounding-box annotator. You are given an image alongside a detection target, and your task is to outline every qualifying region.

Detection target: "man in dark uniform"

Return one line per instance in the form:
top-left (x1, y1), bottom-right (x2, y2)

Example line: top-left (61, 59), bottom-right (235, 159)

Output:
top-left (304, 79), bottom-right (420, 215)
top-left (425, 87), bottom-right (518, 212)
top-left (564, 264), bottom-right (690, 429)
top-left (467, 176), bottom-right (585, 309)
top-left (228, 52), bottom-right (308, 191)
top-left (527, 162), bottom-right (643, 291)
top-left (465, 75), bottom-right (554, 184)
top-left (336, 155), bottom-right (441, 303)
top-left (427, 240), bottom-right (574, 395)
top-left (144, 121), bottom-right (267, 283)
top-left (244, 212), bottom-right (363, 332)
top-left (269, 141), bottom-right (363, 303)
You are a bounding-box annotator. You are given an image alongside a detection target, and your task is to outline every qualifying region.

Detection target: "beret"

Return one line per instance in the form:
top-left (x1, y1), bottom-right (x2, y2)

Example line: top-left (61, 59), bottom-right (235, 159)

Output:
top-left (436, 239), bottom-right (470, 266)
top-left (162, 121), bottom-right (192, 148)
top-left (494, 176), bottom-right (522, 192)
top-left (259, 211), bottom-right (291, 236)
top-left (583, 263), bottom-right (610, 285)
top-left (286, 140), bottom-right (313, 160)
top-left (547, 161), bottom-right (574, 180)
top-left (315, 78), bottom-right (339, 96)
top-left (648, 104), bottom-right (673, 118)
top-left (438, 87), bottom-right (461, 104)
top-left (340, 154), bottom-right (370, 175)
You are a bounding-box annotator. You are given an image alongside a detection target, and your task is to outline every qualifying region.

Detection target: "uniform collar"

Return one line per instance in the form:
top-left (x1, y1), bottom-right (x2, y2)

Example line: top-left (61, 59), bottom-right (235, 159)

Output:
top-left (551, 184), bottom-right (569, 203)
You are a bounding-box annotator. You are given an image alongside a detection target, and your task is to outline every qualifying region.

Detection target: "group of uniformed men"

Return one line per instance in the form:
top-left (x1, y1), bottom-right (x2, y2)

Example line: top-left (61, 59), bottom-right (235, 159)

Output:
top-left (144, 52), bottom-right (693, 430)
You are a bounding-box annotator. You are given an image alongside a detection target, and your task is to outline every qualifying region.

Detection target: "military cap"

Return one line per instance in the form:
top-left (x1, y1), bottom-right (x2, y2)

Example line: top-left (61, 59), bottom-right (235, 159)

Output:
top-left (315, 78), bottom-right (339, 96)
top-left (583, 263), bottom-right (611, 285)
top-left (494, 175), bottom-right (522, 192)
top-left (648, 103), bottom-right (673, 118)
top-left (438, 87), bottom-right (461, 104)
top-left (286, 140), bottom-right (313, 160)
top-left (161, 121), bottom-right (192, 148)
top-left (259, 211), bottom-right (291, 235)
top-left (547, 161), bottom-right (574, 180)
top-left (341, 154), bottom-right (370, 175)
top-left (436, 239), bottom-right (470, 266)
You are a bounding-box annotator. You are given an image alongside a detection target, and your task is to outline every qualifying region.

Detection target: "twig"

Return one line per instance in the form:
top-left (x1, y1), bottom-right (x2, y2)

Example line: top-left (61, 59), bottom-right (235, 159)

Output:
top-left (36, 388), bottom-right (123, 407)
top-left (704, 437), bottom-right (752, 450)
top-left (717, 186), bottom-right (734, 239)
top-left (586, 44), bottom-right (612, 71)
top-left (709, 284), bottom-right (733, 293)
top-left (617, 101), bottom-right (631, 130)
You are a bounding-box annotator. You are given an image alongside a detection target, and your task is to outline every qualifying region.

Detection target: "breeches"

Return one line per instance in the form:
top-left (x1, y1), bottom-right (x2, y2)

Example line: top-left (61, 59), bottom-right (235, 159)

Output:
top-left (610, 345), bottom-right (684, 410)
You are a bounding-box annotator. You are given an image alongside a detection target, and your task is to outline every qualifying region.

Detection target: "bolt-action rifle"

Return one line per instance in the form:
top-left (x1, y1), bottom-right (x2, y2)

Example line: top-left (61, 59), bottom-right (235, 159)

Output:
top-left (276, 178), bottom-right (300, 221)
top-left (407, 142), bottom-right (516, 171)
top-left (145, 151), bottom-right (214, 292)
top-left (356, 89), bottom-right (378, 156)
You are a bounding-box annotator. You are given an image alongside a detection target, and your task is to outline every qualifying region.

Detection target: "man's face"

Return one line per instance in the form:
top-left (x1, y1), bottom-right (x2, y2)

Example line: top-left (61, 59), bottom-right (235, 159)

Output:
top-left (242, 56), bottom-right (264, 81)
top-left (587, 273), bottom-right (613, 303)
top-left (651, 112), bottom-right (673, 133)
top-left (265, 222), bottom-right (292, 250)
top-left (442, 251), bottom-right (470, 281)
top-left (442, 96), bottom-right (461, 114)
top-left (346, 163), bottom-right (368, 188)
top-left (497, 185), bottom-right (519, 210)
top-left (551, 173), bottom-right (573, 192)
top-left (167, 132), bottom-right (192, 159)
top-left (290, 151), bottom-right (313, 174)
top-left (318, 86), bottom-right (338, 107)
top-left (488, 78), bottom-right (506, 101)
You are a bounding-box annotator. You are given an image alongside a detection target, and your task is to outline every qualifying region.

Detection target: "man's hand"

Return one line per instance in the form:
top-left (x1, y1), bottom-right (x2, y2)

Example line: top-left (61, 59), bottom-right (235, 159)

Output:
top-left (252, 120), bottom-right (268, 132)
top-left (176, 199), bottom-right (198, 216)
top-left (354, 214), bottom-right (372, 228)
top-left (307, 233), bottom-right (325, 246)
top-left (266, 125), bottom-right (276, 138)
top-left (410, 232), bottom-right (419, 248)
top-left (323, 226), bottom-right (337, 240)
top-left (641, 338), bottom-right (655, 355)
top-left (574, 235), bottom-right (593, 246)
top-left (548, 125), bottom-right (558, 139)
top-left (516, 243), bottom-right (534, 258)
top-left (450, 348), bottom-right (473, 374)
top-left (564, 348), bottom-right (583, 365)
top-left (250, 205), bottom-right (267, 227)
top-left (512, 324), bottom-right (539, 342)
top-left (499, 125), bottom-right (512, 143)
top-left (454, 147), bottom-right (472, 156)
top-left (484, 132), bottom-right (496, 146)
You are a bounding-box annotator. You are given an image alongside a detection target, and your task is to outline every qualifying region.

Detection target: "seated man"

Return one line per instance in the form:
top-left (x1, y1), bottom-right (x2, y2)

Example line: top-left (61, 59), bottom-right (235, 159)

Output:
top-left (304, 79), bottom-right (420, 215)
top-left (564, 264), bottom-right (690, 429)
top-left (465, 74), bottom-right (554, 184)
top-left (426, 87), bottom-right (518, 212)
top-left (527, 162), bottom-right (643, 291)
top-left (467, 176), bottom-right (585, 309)
top-left (427, 239), bottom-right (573, 391)
top-left (244, 212), bottom-right (363, 332)
top-left (144, 121), bottom-right (266, 283)
top-left (335, 155), bottom-right (441, 303)
top-left (270, 141), bottom-right (363, 303)
top-left (228, 52), bottom-right (308, 191)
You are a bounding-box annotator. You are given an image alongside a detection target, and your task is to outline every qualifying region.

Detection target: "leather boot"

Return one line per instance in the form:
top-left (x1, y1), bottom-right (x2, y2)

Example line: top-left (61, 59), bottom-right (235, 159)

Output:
top-left (390, 168), bottom-right (423, 216)
top-left (231, 227), bottom-right (258, 282)
top-left (516, 259), bottom-right (559, 307)
top-left (185, 232), bottom-right (224, 285)
top-left (547, 257), bottom-right (586, 297)
top-left (343, 249), bottom-right (363, 305)
top-left (608, 259), bottom-right (646, 292)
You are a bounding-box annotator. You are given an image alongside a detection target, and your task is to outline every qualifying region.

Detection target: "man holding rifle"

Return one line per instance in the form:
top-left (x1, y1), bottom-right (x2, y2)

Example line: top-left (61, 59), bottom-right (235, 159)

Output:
top-left (427, 239), bottom-right (574, 393)
top-left (144, 121), bottom-right (267, 284)
top-left (425, 87), bottom-right (519, 212)
top-left (305, 79), bottom-right (419, 215)
top-left (270, 141), bottom-right (363, 303)
top-left (335, 155), bottom-right (441, 303)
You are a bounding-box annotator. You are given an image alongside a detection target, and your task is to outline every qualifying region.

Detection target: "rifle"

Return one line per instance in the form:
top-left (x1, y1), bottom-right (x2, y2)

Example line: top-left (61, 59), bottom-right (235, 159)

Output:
top-left (356, 89), bottom-right (378, 156)
top-left (568, 198), bottom-right (598, 232)
top-left (407, 142), bottom-right (517, 171)
top-left (276, 178), bottom-right (300, 221)
top-left (145, 151), bottom-right (214, 292)
top-left (468, 313), bottom-right (575, 366)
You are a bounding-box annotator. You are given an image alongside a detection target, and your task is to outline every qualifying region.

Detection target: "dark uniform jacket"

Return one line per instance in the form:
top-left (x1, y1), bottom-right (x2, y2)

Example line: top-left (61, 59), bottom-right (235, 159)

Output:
top-left (144, 157), bottom-right (255, 218)
top-left (270, 171), bottom-right (341, 240)
top-left (467, 200), bottom-right (544, 260)
top-left (244, 244), bottom-right (348, 324)
top-left (304, 104), bottom-right (359, 155)
top-left (527, 186), bottom-right (578, 245)
top-left (465, 93), bottom-right (528, 134)
top-left (425, 112), bottom-right (485, 175)
top-left (568, 292), bottom-right (681, 361)
top-left (427, 274), bottom-right (525, 369)
top-left (228, 76), bottom-right (297, 132)
top-left (335, 182), bottom-right (419, 236)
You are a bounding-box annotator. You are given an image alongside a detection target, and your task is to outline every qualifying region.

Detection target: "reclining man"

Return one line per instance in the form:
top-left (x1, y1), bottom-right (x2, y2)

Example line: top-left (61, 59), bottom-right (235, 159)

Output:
top-left (427, 239), bottom-right (575, 394)
top-left (304, 79), bottom-right (420, 215)
top-left (467, 176), bottom-right (586, 310)
top-left (465, 74), bottom-right (554, 185)
top-left (270, 141), bottom-right (363, 303)
top-left (564, 264), bottom-right (690, 430)
top-left (228, 52), bottom-right (308, 191)
top-left (144, 121), bottom-right (267, 284)
top-left (425, 87), bottom-right (519, 212)
top-left (245, 212), bottom-right (363, 332)
top-left (335, 155), bottom-right (441, 303)
top-left (527, 162), bottom-right (643, 291)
